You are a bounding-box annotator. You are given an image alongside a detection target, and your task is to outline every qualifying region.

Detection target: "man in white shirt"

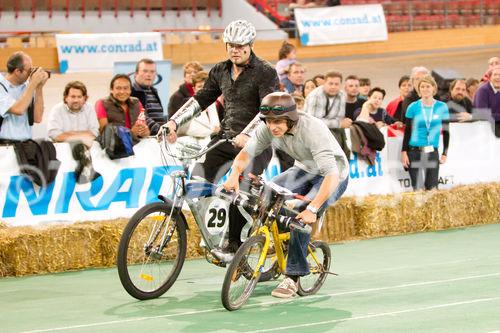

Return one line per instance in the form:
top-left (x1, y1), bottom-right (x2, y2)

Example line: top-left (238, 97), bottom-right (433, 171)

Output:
top-left (0, 51), bottom-right (49, 141)
top-left (47, 81), bottom-right (100, 183)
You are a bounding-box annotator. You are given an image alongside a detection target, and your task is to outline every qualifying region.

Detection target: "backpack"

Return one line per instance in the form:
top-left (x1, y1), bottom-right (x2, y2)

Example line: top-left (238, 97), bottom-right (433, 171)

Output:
top-left (98, 125), bottom-right (135, 160)
top-left (13, 139), bottom-right (60, 186)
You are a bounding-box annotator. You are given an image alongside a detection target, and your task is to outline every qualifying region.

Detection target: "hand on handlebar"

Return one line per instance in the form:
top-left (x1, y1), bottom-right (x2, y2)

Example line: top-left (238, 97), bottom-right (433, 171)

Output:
top-left (296, 209), bottom-right (317, 224)
top-left (233, 133), bottom-right (250, 148)
top-left (157, 120), bottom-right (178, 143)
top-left (222, 172), bottom-right (240, 193)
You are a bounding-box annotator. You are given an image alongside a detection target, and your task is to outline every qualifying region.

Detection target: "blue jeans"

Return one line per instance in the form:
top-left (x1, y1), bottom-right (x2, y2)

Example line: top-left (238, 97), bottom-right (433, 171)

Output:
top-left (271, 167), bottom-right (349, 276)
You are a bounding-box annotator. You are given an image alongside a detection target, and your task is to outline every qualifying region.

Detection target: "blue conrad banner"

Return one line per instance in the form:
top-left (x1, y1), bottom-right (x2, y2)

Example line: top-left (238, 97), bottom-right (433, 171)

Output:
top-left (55, 32), bottom-right (163, 73)
top-left (295, 4), bottom-right (388, 46)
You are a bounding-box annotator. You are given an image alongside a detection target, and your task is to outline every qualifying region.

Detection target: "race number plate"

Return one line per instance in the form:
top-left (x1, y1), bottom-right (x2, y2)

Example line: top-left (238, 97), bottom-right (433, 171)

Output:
top-left (204, 198), bottom-right (229, 235)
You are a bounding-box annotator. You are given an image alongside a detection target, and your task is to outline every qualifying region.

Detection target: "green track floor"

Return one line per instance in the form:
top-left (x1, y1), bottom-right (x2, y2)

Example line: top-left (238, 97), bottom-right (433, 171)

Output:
top-left (2, 223), bottom-right (500, 333)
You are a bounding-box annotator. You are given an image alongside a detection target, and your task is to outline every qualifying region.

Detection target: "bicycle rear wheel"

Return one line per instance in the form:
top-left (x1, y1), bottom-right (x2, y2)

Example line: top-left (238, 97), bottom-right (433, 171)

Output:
top-left (221, 235), bottom-right (265, 311)
top-left (297, 241), bottom-right (331, 296)
top-left (117, 202), bottom-right (187, 300)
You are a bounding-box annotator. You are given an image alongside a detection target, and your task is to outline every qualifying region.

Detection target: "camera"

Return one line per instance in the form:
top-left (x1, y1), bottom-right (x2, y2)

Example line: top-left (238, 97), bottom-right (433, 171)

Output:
top-left (30, 67), bottom-right (51, 79)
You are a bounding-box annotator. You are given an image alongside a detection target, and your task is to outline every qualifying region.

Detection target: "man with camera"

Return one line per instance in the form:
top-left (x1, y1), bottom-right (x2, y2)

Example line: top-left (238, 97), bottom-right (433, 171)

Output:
top-left (0, 51), bottom-right (49, 141)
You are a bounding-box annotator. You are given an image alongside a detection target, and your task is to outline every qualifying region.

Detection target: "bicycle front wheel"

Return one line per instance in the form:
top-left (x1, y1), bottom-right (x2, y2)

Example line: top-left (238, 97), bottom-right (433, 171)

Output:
top-left (297, 241), bottom-right (331, 296)
top-left (221, 235), bottom-right (265, 311)
top-left (117, 202), bottom-right (187, 300)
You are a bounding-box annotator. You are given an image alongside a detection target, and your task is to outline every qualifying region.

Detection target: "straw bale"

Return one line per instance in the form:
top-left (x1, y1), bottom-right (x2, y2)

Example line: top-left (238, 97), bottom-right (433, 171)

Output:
top-left (317, 197), bottom-right (357, 242)
top-left (0, 182), bottom-right (498, 277)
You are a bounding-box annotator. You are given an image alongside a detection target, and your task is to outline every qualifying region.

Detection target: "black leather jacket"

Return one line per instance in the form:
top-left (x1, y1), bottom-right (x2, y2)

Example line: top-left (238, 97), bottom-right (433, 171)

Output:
top-left (194, 52), bottom-right (279, 138)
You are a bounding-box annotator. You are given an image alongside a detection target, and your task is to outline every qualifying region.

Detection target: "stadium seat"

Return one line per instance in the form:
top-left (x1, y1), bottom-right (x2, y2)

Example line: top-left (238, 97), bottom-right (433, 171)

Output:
top-left (431, 1), bottom-right (446, 15)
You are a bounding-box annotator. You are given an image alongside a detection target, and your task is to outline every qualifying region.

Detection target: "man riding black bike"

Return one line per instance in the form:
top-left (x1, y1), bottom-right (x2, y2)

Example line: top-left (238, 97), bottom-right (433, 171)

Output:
top-left (222, 92), bottom-right (349, 298)
top-left (163, 20), bottom-right (279, 257)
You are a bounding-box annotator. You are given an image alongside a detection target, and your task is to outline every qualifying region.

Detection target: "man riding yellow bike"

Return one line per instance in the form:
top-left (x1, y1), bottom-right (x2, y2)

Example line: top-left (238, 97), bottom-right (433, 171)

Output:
top-left (222, 92), bottom-right (349, 298)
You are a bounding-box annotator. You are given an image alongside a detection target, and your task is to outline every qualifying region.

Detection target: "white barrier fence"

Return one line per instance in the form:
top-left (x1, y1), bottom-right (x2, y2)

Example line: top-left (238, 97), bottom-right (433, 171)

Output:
top-left (0, 122), bottom-right (498, 227)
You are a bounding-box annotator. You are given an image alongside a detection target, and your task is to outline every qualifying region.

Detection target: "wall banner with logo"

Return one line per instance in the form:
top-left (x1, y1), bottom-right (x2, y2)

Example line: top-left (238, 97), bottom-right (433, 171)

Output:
top-left (294, 4), bottom-right (388, 46)
top-left (55, 32), bottom-right (163, 73)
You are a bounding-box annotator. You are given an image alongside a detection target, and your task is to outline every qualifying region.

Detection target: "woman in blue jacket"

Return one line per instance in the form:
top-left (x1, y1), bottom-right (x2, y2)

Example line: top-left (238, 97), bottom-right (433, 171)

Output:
top-left (401, 75), bottom-right (450, 190)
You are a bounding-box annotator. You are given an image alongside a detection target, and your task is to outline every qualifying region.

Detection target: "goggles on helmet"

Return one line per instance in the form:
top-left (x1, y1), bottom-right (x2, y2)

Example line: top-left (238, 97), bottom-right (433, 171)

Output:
top-left (259, 104), bottom-right (296, 115)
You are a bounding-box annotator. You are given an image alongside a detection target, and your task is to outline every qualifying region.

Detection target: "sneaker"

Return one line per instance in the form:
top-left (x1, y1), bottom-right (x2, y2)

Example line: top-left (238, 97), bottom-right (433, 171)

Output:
top-left (210, 241), bottom-right (239, 263)
top-left (271, 277), bottom-right (298, 298)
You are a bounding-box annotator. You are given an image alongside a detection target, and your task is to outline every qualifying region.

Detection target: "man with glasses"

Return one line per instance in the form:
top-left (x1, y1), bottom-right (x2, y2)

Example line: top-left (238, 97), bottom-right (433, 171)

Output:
top-left (0, 51), bottom-right (49, 141)
top-left (162, 20), bottom-right (279, 259)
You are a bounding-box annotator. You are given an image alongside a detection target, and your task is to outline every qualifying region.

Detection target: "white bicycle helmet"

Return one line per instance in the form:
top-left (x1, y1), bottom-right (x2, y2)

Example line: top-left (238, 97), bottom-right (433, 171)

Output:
top-left (223, 20), bottom-right (256, 45)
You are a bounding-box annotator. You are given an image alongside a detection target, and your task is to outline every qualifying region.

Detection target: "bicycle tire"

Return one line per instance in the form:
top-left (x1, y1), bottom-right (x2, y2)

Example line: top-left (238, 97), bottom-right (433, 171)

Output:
top-left (117, 201), bottom-right (187, 300)
top-left (297, 241), bottom-right (331, 296)
top-left (221, 235), bottom-right (265, 311)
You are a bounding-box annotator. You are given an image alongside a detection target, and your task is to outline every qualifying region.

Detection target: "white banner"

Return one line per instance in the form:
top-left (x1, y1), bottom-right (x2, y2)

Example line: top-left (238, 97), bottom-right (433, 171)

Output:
top-left (0, 123), bottom-right (499, 226)
top-left (55, 32), bottom-right (163, 73)
top-left (295, 4), bottom-right (388, 46)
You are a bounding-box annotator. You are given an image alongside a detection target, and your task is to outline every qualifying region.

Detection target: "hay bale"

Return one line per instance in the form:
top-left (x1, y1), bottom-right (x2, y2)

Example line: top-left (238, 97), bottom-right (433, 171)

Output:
top-left (318, 197), bottom-right (357, 242)
top-left (0, 182), bottom-right (499, 277)
top-left (351, 182), bottom-right (500, 238)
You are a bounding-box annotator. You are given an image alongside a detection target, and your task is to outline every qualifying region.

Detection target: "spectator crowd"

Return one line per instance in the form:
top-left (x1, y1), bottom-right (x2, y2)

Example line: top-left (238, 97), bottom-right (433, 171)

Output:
top-left (1, 47), bottom-right (498, 191)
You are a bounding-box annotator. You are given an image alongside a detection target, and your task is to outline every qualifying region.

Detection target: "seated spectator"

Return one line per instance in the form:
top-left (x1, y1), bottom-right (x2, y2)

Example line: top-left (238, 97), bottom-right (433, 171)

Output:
top-left (402, 66), bottom-right (431, 118)
top-left (358, 77), bottom-right (371, 99)
top-left (312, 74), bottom-right (325, 86)
top-left (354, 87), bottom-right (402, 128)
top-left (481, 56), bottom-right (499, 82)
top-left (276, 42), bottom-right (297, 83)
top-left (304, 70), bottom-right (350, 157)
top-left (177, 71), bottom-right (220, 140)
top-left (48, 81), bottom-right (99, 147)
top-left (0, 51), bottom-right (48, 142)
top-left (474, 66), bottom-right (500, 137)
top-left (168, 61), bottom-right (203, 118)
top-left (131, 58), bottom-right (167, 135)
top-left (386, 75), bottom-right (411, 122)
top-left (445, 79), bottom-right (473, 122)
top-left (466, 78), bottom-right (479, 101)
top-left (47, 81), bottom-right (100, 183)
top-left (95, 74), bottom-right (150, 141)
top-left (302, 79), bottom-right (317, 98)
top-left (344, 75), bottom-right (365, 120)
top-left (282, 62), bottom-right (306, 96)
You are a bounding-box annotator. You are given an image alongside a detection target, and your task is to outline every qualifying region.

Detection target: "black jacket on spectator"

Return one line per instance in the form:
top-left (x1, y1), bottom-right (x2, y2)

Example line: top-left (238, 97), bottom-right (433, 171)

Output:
top-left (131, 82), bottom-right (165, 135)
top-left (168, 83), bottom-right (193, 119)
top-left (445, 97), bottom-right (473, 121)
top-left (352, 121), bottom-right (386, 151)
top-left (194, 52), bottom-right (279, 138)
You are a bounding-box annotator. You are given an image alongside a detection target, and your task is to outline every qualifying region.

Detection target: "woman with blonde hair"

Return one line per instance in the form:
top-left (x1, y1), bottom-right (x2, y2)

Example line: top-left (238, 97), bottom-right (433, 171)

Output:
top-left (401, 75), bottom-right (450, 190)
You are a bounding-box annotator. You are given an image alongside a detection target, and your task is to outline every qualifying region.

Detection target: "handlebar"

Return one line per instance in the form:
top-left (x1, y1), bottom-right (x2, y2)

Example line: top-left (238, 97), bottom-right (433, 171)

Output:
top-left (157, 125), bottom-right (234, 161)
top-left (215, 186), bottom-right (312, 235)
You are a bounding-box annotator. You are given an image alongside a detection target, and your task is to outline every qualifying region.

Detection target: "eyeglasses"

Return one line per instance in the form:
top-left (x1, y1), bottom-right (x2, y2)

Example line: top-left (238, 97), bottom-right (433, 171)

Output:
top-left (259, 105), bottom-right (296, 115)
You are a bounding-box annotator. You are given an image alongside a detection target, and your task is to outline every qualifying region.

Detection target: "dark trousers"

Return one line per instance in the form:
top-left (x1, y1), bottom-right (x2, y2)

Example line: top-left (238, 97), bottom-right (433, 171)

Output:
top-left (408, 148), bottom-right (440, 191)
top-left (191, 135), bottom-right (273, 245)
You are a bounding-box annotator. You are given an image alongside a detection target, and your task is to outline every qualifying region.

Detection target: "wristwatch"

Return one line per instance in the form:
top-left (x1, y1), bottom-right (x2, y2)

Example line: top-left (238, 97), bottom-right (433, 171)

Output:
top-left (306, 204), bottom-right (318, 215)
